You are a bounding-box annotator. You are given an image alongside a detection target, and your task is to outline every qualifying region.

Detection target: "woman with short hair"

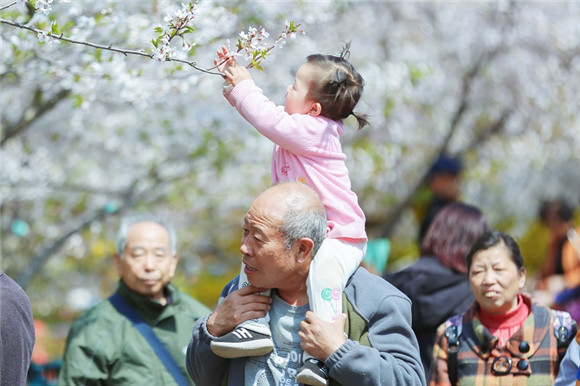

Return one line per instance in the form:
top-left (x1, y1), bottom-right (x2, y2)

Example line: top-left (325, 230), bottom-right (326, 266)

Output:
top-left (430, 230), bottom-right (577, 385)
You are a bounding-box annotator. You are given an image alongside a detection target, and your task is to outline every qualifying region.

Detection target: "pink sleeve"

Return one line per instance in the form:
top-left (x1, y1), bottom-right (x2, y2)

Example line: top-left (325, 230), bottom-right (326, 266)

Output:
top-left (226, 80), bottom-right (326, 154)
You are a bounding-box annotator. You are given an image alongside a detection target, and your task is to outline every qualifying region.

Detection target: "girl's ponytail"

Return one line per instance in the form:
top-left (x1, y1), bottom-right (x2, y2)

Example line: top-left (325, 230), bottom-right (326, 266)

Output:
top-left (306, 44), bottom-right (369, 129)
top-left (351, 111), bottom-right (370, 131)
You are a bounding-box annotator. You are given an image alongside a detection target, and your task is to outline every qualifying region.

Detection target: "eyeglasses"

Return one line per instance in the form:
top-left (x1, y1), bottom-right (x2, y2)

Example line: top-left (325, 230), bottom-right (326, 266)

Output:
top-left (491, 356), bottom-right (512, 375)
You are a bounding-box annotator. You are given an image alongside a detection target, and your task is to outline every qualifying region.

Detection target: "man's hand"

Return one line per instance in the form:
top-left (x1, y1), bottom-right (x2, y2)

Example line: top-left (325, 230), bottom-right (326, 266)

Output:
top-left (214, 45), bottom-right (252, 86)
top-left (298, 311), bottom-right (347, 360)
top-left (206, 285), bottom-right (271, 337)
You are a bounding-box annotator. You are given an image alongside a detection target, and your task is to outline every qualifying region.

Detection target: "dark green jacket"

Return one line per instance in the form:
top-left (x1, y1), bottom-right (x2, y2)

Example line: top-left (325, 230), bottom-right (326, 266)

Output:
top-left (58, 280), bottom-right (210, 385)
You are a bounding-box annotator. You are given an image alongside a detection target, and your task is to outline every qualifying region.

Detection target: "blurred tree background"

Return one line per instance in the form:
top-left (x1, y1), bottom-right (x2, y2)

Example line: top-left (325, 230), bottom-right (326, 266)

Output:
top-left (1, 0), bottom-right (579, 361)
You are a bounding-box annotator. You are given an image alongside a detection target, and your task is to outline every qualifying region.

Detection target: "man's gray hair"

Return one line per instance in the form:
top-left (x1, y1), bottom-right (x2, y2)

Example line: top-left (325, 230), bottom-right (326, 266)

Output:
top-left (280, 194), bottom-right (327, 257)
top-left (116, 213), bottom-right (177, 258)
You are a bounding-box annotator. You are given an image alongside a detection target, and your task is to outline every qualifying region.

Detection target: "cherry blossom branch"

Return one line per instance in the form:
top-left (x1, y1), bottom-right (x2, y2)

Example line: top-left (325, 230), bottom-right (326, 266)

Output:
top-left (0, 18), bottom-right (220, 75)
top-left (0, 1), bottom-right (17, 11)
top-left (206, 21), bottom-right (305, 72)
top-left (1, 1), bottom-right (304, 75)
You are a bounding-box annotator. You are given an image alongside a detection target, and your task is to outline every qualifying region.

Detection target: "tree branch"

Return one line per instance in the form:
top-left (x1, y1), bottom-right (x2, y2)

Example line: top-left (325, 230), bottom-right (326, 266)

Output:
top-left (15, 182), bottom-right (140, 289)
top-left (459, 109), bottom-right (512, 157)
top-left (370, 46), bottom-right (505, 239)
top-left (13, 157), bottom-right (204, 289)
top-left (0, 1), bottom-right (16, 11)
top-left (1, 88), bottom-right (71, 147)
top-left (0, 18), bottom-right (221, 75)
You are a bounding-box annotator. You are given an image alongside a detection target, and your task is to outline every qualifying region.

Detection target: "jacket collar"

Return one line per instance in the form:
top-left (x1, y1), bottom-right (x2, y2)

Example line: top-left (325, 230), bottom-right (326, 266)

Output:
top-left (116, 279), bottom-right (180, 323)
top-left (465, 293), bottom-right (550, 361)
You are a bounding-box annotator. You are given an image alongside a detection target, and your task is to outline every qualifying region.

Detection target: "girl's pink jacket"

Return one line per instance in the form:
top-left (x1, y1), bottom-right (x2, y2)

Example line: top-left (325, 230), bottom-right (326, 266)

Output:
top-left (225, 79), bottom-right (366, 241)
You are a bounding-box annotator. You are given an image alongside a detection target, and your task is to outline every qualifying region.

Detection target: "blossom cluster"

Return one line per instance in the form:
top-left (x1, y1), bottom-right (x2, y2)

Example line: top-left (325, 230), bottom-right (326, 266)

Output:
top-left (152, 1), bottom-right (199, 62)
top-left (274, 20), bottom-right (304, 49)
top-left (36, 21), bottom-right (61, 44)
top-left (37, 29), bottom-right (59, 44)
top-left (35, 0), bottom-right (53, 15)
top-left (233, 21), bottom-right (305, 69)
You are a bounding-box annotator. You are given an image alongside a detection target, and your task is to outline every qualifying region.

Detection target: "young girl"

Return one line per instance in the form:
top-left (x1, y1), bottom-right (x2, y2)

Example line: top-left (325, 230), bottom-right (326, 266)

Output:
top-left (211, 44), bottom-right (368, 386)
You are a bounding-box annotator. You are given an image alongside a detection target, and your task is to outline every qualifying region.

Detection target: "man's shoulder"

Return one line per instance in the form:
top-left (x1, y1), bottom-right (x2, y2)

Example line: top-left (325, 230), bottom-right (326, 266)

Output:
top-left (0, 271), bottom-right (31, 303)
top-left (221, 276), bottom-right (240, 295)
top-left (347, 267), bottom-right (410, 303)
top-left (174, 289), bottom-right (211, 315)
top-left (69, 298), bottom-right (122, 332)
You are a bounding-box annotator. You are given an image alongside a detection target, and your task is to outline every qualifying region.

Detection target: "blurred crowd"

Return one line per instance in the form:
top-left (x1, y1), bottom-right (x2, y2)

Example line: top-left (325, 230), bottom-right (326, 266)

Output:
top-left (2, 156), bottom-right (579, 385)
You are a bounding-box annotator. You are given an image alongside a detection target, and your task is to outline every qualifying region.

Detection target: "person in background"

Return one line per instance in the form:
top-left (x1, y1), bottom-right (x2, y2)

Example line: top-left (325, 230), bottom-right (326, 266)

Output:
top-left (58, 214), bottom-right (210, 385)
top-left (186, 182), bottom-right (426, 386)
top-left (385, 202), bottom-right (490, 378)
top-left (554, 328), bottom-right (580, 385)
top-left (28, 319), bottom-right (62, 385)
top-left (431, 230), bottom-right (577, 385)
top-left (535, 197), bottom-right (580, 319)
top-left (418, 154), bottom-right (463, 245)
top-left (0, 270), bottom-right (35, 386)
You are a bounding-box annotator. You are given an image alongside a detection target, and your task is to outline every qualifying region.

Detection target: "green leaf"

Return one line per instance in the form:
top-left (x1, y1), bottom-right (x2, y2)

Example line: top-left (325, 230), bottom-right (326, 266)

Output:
top-left (72, 94), bottom-right (84, 108)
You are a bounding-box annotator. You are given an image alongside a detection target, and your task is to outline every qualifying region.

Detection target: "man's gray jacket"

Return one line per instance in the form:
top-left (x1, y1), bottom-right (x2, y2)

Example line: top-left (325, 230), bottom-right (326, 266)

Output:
top-left (186, 267), bottom-right (426, 385)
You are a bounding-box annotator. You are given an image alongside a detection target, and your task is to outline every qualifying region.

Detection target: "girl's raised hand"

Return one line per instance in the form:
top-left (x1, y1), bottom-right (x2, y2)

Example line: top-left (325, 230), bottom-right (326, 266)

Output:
top-left (214, 45), bottom-right (252, 86)
top-left (214, 46), bottom-right (235, 72)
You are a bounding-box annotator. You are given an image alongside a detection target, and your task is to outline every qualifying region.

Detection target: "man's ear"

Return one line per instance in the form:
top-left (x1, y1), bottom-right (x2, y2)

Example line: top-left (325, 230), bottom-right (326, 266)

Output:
top-left (296, 238), bottom-right (315, 263)
top-left (170, 253), bottom-right (179, 277)
top-left (308, 102), bottom-right (322, 117)
top-left (113, 253), bottom-right (122, 275)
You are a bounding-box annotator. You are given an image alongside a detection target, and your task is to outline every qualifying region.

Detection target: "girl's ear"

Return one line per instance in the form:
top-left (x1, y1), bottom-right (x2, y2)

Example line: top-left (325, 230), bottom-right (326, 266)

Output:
top-left (308, 102), bottom-right (322, 117)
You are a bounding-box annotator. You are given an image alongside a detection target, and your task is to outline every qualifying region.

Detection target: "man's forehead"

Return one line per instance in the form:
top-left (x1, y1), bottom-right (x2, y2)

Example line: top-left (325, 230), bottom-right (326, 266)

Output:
top-left (126, 222), bottom-right (170, 243)
top-left (128, 244), bottom-right (168, 250)
top-left (129, 221), bottom-right (168, 234)
top-left (244, 206), bottom-right (282, 231)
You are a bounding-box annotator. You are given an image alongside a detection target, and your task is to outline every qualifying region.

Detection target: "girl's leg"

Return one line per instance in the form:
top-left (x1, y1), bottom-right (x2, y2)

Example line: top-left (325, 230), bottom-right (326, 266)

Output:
top-left (297, 239), bottom-right (366, 384)
top-left (306, 239), bottom-right (366, 322)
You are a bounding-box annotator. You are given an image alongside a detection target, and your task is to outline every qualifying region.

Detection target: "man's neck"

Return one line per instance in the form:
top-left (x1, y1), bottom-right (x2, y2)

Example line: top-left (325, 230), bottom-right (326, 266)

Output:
top-left (275, 287), bottom-right (309, 307)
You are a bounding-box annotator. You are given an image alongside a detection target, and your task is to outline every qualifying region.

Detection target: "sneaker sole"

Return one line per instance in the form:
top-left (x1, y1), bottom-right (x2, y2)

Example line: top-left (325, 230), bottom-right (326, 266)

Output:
top-left (296, 370), bottom-right (328, 386)
top-left (210, 340), bottom-right (274, 358)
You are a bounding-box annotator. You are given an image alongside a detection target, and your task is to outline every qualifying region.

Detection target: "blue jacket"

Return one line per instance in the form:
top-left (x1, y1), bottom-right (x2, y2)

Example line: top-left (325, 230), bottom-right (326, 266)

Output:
top-left (186, 267), bottom-right (426, 385)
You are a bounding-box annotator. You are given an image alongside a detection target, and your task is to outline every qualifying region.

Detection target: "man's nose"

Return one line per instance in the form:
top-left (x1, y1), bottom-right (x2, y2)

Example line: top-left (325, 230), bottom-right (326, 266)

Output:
top-left (143, 254), bottom-right (156, 270)
top-left (240, 238), bottom-right (252, 256)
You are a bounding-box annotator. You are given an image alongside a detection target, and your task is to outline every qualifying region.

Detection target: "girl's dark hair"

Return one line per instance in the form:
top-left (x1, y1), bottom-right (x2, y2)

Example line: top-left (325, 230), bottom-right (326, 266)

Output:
top-left (421, 202), bottom-right (490, 274)
top-left (306, 43), bottom-right (369, 130)
top-left (466, 230), bottom-right (524, 273)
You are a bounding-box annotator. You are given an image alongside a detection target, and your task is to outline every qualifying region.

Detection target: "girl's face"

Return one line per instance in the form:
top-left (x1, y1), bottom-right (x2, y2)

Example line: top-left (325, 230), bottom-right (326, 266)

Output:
top-left (468, 241), bottom-right (526, 315)
top-left (285, 63), bottom-right (317, 115)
